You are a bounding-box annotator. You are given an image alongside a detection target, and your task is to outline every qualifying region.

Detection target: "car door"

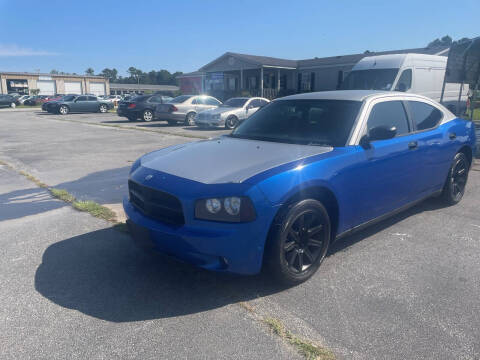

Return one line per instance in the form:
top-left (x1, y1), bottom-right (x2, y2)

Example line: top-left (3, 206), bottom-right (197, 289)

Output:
top-left (349, 99), bottom-right (421, 226)
top-left (87, 96), bottom-right (99, 112)
top-left (147, 96), bottom-right (163, 118)
top-left (404, 100), bottom-right (454, 193)
top-left (72, 96), bottom-right (88, 112)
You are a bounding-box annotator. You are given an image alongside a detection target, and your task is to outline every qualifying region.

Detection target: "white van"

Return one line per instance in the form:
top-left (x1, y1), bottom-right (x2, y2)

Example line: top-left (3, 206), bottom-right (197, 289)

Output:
top-left (341, 53), bottom-right (468, 113)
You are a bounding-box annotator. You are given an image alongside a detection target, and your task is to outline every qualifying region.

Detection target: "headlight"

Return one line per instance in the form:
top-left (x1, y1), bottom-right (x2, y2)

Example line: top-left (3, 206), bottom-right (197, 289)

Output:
top-left (130, 157), bottom-right (141, 174)
top-left (195, 196), bottom-right (256, 222)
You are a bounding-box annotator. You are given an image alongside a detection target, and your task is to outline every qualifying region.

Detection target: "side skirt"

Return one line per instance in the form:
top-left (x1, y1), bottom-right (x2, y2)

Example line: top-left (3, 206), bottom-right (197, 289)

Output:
top-left (334, 190), bottom-right (442, 242)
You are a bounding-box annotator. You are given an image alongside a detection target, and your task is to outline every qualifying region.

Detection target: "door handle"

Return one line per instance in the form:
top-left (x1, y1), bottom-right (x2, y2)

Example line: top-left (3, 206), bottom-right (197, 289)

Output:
top-left (449, 132), bottom-right (456, 140)
top-left (408, 141), bottom-right (418, 149)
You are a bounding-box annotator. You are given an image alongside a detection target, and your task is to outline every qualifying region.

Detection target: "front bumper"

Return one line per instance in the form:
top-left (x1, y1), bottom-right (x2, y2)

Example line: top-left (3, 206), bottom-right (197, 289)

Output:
top-left (123, 167), bottom-right (277, 275)
top-left (195, 117), bottom-right (224, 127)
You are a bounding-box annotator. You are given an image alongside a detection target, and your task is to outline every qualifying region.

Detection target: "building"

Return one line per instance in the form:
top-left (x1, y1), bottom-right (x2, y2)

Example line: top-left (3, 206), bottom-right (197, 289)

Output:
top-left (109, 83), bottom-right (179, 95)
top-left (0, 72), bottom-right (109, 96)
top-left (178, 46), bottom-right (450, 99)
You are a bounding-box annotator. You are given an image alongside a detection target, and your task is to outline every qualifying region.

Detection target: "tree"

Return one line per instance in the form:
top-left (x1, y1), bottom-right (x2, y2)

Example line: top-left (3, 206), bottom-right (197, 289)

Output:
top-left (30, 89), bottom-right (40, 96)
top-left (100, 68), bottom-right (118, 82)
top-left (428, 35), bottom-right (453, 48)
top-left (50, 69), bottom-right (59, 74)
top-left (85, 68), bottom-right (95, 76)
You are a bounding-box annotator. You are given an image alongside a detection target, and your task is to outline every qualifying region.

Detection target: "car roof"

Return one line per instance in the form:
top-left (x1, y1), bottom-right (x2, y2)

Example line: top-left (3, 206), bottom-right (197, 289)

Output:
top-left (278, 90), bottom-right (394, 102)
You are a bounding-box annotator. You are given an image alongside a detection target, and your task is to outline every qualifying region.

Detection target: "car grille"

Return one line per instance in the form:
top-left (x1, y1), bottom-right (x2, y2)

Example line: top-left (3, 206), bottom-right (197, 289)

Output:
top-left (128, 180), bottom-right (185, 226)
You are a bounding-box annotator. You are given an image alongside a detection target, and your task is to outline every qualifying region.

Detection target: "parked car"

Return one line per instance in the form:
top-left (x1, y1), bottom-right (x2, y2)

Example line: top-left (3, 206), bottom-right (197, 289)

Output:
top-left (195, 97), bottom-right (270, 129)
top-left (341, 53), bottom-right (468, 114)
top-left (117, 95), bottom-right (173, 122)
top-left (0, 94), bottom-right (17, 108)
top-left (155, 95), bottom-right (222, 125)
top-left (17, 95), bottom-right (31, 104)
top-left (24, 95), bottom-right (55, 106)
top-left (103, 95), bottom-right (123, 107)
top-left (43, 95), bottom-right (112, 114)
top-left (125, 90), bottom-right (476, 284)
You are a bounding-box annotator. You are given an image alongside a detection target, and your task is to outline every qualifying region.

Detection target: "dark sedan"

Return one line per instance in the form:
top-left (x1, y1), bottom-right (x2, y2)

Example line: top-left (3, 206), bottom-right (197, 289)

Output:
top-left (117, 95), bottom-right (173, 122)
top-left (0, 94), bottom-right (18, 108)
top-left (43, 95), bottom-right (113, 114)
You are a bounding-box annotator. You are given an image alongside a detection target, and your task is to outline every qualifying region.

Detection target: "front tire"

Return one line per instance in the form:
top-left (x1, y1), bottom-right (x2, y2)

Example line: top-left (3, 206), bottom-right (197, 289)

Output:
top-left (59, 105), bottom-right (69, 115)
top-left (442, 152), bottom-right (469, 205)
top-left (265, 199), bottom-right (331, 285)
top-left (142, 109), bottom-right (153, 122)
top-left (225, 115), bottom-right (238, 129)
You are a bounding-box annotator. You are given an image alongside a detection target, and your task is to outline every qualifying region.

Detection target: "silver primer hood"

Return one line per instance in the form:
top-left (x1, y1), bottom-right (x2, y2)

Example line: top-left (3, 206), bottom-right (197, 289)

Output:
top-left (141, 136), bottom-right (332, 184)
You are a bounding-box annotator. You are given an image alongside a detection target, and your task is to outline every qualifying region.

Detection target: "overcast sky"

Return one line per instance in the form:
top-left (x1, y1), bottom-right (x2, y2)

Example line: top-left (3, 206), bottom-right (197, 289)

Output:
top-left (0, 0), bottom-right (478, 76)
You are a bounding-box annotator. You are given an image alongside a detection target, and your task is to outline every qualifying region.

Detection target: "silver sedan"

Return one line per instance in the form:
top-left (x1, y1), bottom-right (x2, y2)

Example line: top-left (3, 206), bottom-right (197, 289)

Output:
top-left (195, 97), bottom-right (270, 129)
top-left (155, 95), bottom-right (222, 125)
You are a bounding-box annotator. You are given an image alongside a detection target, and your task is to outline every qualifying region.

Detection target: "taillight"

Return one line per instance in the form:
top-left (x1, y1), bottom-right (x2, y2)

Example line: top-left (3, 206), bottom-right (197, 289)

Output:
top-left (169, 105), bottom-right (178, 112)
top-left (128, 103), bottom-right (136, 109)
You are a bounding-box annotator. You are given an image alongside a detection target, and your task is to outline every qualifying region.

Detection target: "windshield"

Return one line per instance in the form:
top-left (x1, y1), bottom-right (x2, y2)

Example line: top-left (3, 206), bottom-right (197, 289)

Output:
top-left (223, 98), bottom-right (248, 108)
top-left (169, 95), bottom-right (192, 104)
top-left (231, 99), bottom-right (361, 147)
top-left (341, 69), bottom-right (399, 90)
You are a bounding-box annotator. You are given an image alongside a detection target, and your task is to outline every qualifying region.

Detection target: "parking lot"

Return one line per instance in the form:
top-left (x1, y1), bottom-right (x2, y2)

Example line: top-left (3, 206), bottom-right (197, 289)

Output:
top-left (1, 109), bottom-right (480, 359)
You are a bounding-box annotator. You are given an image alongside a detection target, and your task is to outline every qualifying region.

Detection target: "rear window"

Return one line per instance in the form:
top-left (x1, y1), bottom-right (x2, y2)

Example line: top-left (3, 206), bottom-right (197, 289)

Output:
top-left (169, 95), bottom-right (192, 104)
top-left (408, 101), bottom-right (443, 131)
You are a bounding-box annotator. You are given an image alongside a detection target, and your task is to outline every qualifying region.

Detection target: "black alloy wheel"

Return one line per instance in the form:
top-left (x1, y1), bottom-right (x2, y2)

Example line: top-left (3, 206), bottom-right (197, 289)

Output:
top-left (225, 115), bottom-right (238, 129)
top-left (442, 152), bottom-right (469, 205)
top-left (266, 199), bottom-right (331, 285)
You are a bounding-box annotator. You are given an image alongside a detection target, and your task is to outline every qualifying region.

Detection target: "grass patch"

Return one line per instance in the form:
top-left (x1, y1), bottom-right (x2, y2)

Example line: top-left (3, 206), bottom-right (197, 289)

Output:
top-left (466, 108), bottom-right (480, 121)
top-left (72, 200), bottom-right (116, 221)
top-left (50, 188), bottom-right (116, 221)
top-left (18, 170), bottom-right (48, 188)
top-left (264, 317), bottom-right (335, 360)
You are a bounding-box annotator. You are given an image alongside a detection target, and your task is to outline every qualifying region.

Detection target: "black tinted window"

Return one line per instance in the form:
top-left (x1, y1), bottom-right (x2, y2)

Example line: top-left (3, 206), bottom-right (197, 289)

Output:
top-left (232, 99), bottom-right (361, 147)
top-left (367, 101), bottom-right (409, 136)
top-left (148, 96), bottom-right (162, 103)
top-left (408, 101), bottom-right (443, 131)
top-left (77, 96), bottom-right (87, 101)
top-left (87, 96), bottom-right (97, 101)
top-left (395, 69), bottom-right (412, 92)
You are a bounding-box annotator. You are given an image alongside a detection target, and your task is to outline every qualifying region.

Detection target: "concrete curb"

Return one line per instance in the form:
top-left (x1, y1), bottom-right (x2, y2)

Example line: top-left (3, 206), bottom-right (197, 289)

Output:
top-left (0, 107), bottom-right (41, 112)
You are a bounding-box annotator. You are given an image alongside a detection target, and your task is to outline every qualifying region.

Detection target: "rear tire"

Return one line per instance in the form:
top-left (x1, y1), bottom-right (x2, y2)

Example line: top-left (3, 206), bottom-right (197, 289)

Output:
top-left (442, 152), bottom-right (469, 205)
top-left (185, 112), bottom-right (196, 126)
top-left (99, 104), bottom-right (108, 113)
top-left (10, 102), bottom-right (16, 109)
top-left (265, 199), bottom-right (331, 285)
top-left (142, 109), bottom-right (153, 122)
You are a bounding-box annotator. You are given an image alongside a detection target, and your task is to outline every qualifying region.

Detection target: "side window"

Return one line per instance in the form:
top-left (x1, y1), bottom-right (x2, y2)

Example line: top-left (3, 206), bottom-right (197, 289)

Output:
top-left (87, 96), bottom-right (97, 101)
top-left (205, 97), bottom-right (220, 105)
top-left (367, 101), bottom-right (410, 136)
top-left (77, 96), bottom-right (87, 101)
top-left (193, 97), bottom-right (205, 105)
top-left (408, 101), bottom-right (443, 131)
top-left (249, 99), bottom-right (260, 108)
top-left (259, 100), bottom-right (269, 107)
top-left (148, 96), bottom-right (162, 103)
top-left (394, 69), bottom-right (412, 92)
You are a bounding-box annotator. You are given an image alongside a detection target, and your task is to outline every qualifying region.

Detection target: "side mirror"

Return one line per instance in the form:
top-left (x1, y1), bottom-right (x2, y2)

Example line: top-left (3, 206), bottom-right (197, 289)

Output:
top-left (369, 126), bottom-right (397, 141)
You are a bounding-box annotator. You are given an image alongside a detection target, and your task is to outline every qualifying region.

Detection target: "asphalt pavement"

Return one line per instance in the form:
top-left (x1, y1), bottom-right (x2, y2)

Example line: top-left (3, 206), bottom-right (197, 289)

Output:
top-left (1, 110), bottom-right (479, 359)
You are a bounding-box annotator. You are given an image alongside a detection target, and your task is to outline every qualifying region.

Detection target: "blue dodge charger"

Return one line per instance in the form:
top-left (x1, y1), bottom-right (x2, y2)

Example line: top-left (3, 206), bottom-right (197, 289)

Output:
top-left (124, 90), bottom-right (476, 284)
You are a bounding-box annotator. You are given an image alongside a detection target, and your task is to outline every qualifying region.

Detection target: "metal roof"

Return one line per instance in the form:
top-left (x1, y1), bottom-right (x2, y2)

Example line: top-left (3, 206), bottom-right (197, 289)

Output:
top-left (109, 83), bottom-right (179, 91)
top-left (0, 71), bottom-right (105, 79)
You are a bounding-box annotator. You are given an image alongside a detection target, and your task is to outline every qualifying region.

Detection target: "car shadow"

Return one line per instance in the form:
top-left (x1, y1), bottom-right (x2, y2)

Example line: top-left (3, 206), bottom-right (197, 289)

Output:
top-left (34, 195), bottom-right (451, 323)
top-left (34, 226), bottom-right (283, 322)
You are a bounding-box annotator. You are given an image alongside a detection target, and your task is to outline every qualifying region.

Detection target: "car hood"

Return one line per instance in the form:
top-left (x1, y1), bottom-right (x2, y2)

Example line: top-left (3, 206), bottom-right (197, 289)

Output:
top-left (140, 136), bottom-right (333, 184)
top-left (200, 106), bottom-right (237, 116)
